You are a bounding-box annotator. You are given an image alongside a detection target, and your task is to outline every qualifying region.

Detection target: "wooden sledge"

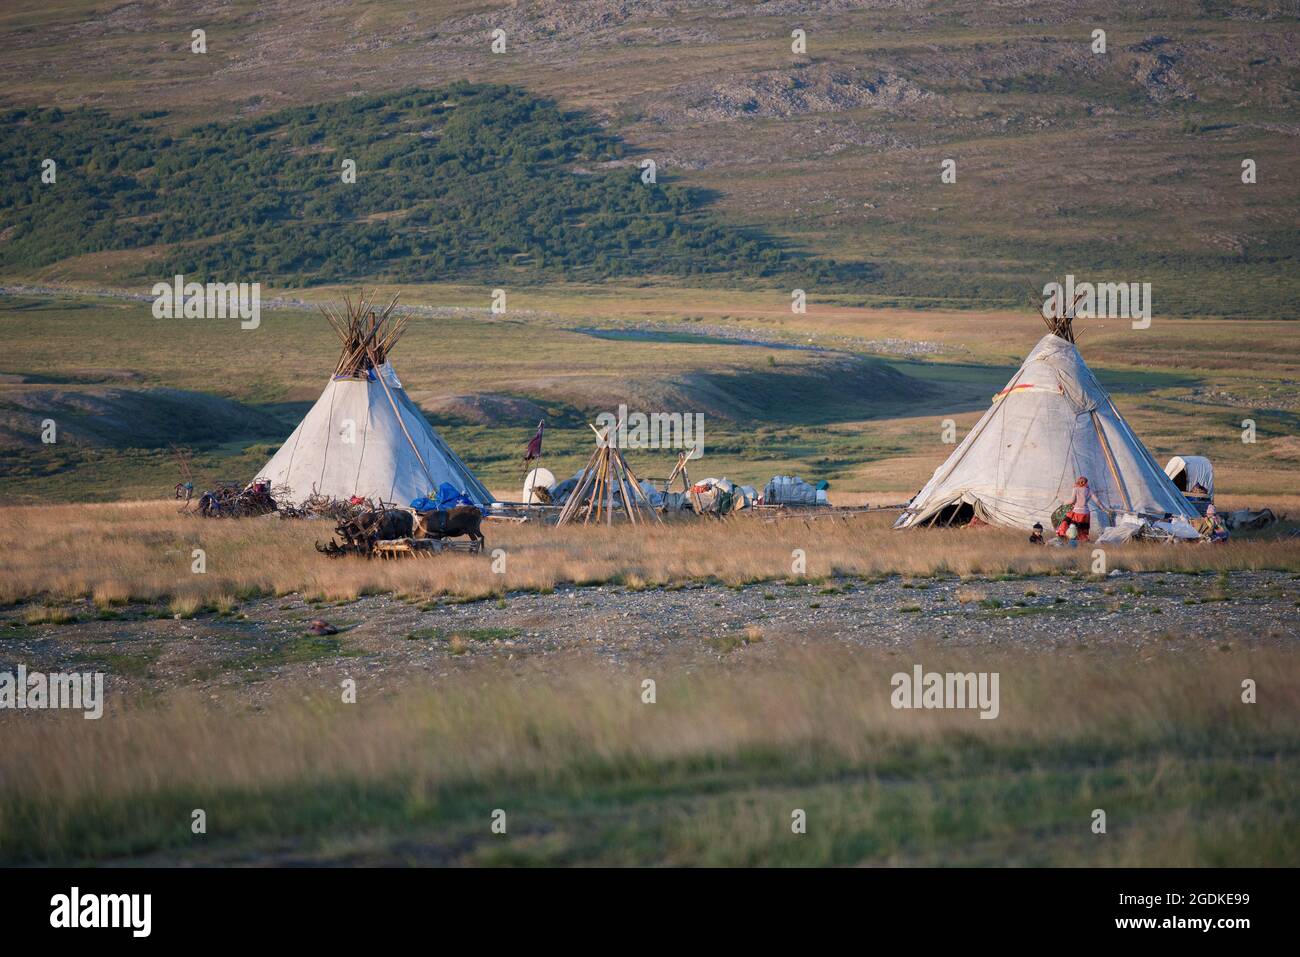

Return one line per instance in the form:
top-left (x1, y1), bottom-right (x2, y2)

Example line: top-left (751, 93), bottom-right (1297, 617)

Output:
top-left (371, 537), bottom-right (484, 559)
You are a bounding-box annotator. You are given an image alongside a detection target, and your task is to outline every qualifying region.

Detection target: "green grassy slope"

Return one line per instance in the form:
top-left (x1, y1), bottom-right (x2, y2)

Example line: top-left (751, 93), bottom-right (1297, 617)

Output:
top-left (0, 84), bottom-right (860, 287)
top-left (4, 289), bottom-right (1295, 504)
top-left (0, 293), bottom-right (948, 501)
top-left (1, 1), bottom-right (1295, 316)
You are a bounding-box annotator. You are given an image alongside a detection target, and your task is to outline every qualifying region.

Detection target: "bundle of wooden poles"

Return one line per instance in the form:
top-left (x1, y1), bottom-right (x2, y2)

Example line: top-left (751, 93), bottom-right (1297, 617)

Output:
top-left (321, 290), bottom-right (409, 377)
top-left (1042, 290), bottom-right (1084, 343)
top-left (555, 424), bottom-right (662, 527)
top-left (319, 290), bottom-right (442, 492)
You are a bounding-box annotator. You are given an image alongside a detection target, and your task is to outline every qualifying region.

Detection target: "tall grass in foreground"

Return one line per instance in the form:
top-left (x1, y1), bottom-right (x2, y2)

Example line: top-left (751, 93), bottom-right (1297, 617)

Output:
top-left (2, 647), bottom-right (1297, 865)
top-left (1, 501), bottom-right (1297, 606)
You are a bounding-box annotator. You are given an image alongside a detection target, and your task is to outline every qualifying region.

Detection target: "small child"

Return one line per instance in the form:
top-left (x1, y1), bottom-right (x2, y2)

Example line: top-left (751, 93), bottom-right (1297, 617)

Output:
top-left (1057, 476), bottom-right (1109, 543)
top-left (1029, 522), bottom-right (1044, 544)
top-left (1201, 504), bottom-right (1229, 543)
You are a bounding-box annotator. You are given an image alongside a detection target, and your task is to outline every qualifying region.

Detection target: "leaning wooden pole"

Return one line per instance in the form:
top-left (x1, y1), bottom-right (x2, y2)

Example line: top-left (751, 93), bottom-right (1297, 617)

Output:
top-left (619, 451), bottom-right (636, 524)
top-left (604, 450), bottom-right (616, 526)
top-left (585, 452), bottom-right (607, 526)
top-left (557, 444), bottom-right (602, 526)
top-left (618, 454), bottom-right (639, 526)
top-left (619, 455), bottom-right (663, 523)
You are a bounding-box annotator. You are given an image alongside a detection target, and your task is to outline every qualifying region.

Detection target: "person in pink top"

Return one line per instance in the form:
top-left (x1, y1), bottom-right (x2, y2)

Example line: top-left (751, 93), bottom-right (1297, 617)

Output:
top-left (1056, 476), bottom-right (1106, 542)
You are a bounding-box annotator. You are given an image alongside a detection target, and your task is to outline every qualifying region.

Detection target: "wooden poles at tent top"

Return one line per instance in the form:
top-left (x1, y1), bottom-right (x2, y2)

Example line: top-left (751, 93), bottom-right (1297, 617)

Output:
top-left (321, 290), bottom-right (409, 378)
top-left (1042, 289), bottom-right (1086, 344)
top-left (555, 422), bottom-right (663, 527)
top-left (315, 290), bottom-right (441, 490)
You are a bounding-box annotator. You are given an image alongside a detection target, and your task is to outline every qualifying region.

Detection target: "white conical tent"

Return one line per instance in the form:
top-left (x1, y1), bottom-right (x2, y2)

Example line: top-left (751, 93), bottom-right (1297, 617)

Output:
top-left (255, 363), bottom-right (493, 507)
top-left (252, 292), bottom-right (494, 508)
top-left (895, 333), bottom-right (1198, 531)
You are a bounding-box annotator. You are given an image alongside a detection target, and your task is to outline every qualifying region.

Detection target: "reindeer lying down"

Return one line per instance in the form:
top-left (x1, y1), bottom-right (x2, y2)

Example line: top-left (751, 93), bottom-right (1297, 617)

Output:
top-left (316, 506), bottom-right (484, 557)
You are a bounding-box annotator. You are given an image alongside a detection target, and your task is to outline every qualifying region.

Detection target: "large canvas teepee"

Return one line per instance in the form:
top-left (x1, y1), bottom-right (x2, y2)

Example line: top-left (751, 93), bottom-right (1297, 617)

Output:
top-left (895, 328), bottom-right (1198, 531)
top-left (254, 293), bottom-right (493, 507)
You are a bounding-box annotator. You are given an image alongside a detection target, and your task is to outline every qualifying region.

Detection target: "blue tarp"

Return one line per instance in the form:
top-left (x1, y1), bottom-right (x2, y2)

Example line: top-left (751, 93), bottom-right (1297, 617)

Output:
top-left (411, 482), bottom-right (479, 513)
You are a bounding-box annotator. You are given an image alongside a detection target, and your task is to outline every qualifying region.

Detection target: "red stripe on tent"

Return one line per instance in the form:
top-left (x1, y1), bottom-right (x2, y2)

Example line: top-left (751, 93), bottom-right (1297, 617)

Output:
top-left (992, 383), bottom-right (1041, 401)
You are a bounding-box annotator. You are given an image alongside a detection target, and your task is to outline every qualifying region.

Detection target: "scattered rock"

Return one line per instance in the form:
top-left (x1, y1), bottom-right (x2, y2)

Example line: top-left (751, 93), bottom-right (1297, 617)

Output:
top-left (663, 64), bottom-right (933, 123)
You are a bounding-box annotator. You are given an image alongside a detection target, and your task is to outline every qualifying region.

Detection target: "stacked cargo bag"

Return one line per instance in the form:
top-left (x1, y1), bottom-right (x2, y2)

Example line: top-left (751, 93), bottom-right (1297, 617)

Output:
top-left (763, 475), bottom-right (818, 505)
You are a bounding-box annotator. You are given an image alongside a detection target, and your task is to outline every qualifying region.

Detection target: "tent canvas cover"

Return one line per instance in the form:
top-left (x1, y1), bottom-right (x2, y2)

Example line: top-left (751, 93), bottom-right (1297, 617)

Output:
top-left (253, 294), bottom-right (494, 508)
top-left (895, 333), bottom-right (1198, 531)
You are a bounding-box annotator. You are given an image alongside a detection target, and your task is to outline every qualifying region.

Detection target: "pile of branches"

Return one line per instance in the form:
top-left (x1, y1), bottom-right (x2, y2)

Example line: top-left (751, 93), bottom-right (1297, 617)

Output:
top-left (279, 492), bottom-right (397, 521)
top-left (195, 482), bottom-right (278, 518)
top-left (321, 290), bottom-right (410, 377)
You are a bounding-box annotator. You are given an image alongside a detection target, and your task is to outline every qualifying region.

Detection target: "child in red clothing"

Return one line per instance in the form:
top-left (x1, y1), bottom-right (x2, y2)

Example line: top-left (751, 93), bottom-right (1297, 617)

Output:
top-left (1056, 476), bottom-right (1103, 542)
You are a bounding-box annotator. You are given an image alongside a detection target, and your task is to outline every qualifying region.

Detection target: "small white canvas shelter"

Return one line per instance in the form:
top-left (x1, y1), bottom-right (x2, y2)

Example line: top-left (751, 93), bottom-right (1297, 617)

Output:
top-left (253, 292), bottom-right (493, 507)
top-left (895, 333), bottom-right (1199, 531)
top-left (1164, 455), bottom-right (1214, 499)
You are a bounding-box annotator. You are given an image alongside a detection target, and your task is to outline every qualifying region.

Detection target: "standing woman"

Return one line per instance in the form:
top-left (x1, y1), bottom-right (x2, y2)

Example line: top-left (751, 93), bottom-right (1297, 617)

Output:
top-left (1057, 476), bottom-right (1104, 542)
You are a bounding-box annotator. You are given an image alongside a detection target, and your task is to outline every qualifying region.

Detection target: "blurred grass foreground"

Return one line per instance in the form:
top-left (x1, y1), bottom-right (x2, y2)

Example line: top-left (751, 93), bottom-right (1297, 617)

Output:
top-left (2, 645), bottom-right (1296, 866)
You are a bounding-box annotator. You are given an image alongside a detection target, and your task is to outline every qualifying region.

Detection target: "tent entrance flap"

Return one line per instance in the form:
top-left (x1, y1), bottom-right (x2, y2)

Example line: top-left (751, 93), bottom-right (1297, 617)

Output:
top-left (930, 501), bottom-right (975, 527)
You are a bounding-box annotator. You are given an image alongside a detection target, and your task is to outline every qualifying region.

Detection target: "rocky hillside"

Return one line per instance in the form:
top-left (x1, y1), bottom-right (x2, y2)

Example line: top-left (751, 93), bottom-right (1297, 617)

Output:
top-left (0, 1), bottom-right (1295, 314)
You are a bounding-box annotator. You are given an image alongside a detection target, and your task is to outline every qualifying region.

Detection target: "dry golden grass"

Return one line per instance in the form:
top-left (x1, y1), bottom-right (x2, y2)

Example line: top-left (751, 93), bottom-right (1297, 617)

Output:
top-left (1, 500), bottom-right (1296, 607)
top-left (22, 605), bottom-right (74, 625)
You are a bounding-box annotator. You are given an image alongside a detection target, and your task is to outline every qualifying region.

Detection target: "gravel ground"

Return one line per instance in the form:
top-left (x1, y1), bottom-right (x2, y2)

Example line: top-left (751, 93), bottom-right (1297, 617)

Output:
top-left (4, 570), bottom-right (1297, 709)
